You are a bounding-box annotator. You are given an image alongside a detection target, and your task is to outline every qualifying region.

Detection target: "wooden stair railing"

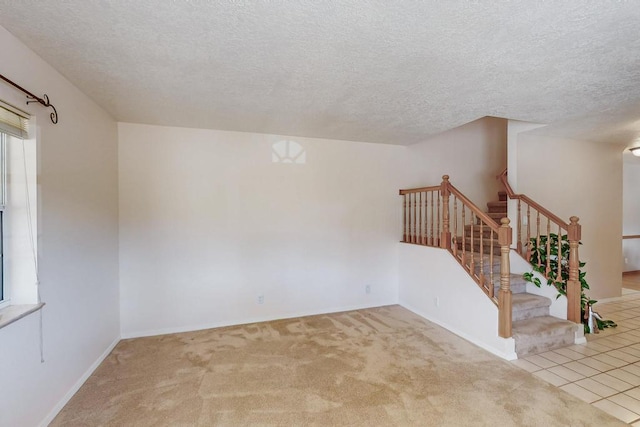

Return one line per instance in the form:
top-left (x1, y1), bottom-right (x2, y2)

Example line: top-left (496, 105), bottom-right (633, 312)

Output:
top-left (400, 175), bottom-right (514, 338)
top-left (497, 169), bottom-right (581, 324)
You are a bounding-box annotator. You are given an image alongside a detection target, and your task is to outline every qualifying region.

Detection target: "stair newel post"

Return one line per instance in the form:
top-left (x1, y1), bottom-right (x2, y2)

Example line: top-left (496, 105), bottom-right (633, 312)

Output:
top-left (567, 216), bottom-right (582, 323)
top-left (498, 217), bottom-right (513, 338)
top-left (440, 175), bottom-right (451, 250)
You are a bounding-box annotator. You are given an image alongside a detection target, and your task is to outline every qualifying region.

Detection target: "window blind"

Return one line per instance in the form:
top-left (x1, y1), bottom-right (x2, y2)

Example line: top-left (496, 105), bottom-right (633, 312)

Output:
top-left (0, 101), bottom-right (29, 139)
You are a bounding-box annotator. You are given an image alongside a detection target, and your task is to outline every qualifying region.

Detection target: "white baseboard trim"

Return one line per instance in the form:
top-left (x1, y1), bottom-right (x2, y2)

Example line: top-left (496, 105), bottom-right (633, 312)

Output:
top-left (400, 301), bottom-right (518, 361)
top-left (39, 336), bottom-right (121, 427)
top-left (121, 301), bottom-right (397, 339)
top-left (575, 326), bottom-right (587, 345)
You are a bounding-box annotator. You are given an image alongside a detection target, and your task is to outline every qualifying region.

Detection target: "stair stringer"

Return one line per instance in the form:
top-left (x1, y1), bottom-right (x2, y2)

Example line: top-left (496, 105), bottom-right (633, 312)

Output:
top-left (509, 250), bottom-right (586, 345)
top-left (398, 243), bottom-right (517, 361)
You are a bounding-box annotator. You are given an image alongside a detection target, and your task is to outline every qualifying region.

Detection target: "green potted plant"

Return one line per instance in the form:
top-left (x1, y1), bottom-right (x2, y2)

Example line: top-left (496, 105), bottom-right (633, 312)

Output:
top-left (522, 233), bottom-right (616, 333)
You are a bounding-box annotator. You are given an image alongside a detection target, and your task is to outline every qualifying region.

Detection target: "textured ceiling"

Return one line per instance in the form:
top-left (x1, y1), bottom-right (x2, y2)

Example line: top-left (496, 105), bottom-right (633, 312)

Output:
top-left (1, 1), bottom-right (640, 145)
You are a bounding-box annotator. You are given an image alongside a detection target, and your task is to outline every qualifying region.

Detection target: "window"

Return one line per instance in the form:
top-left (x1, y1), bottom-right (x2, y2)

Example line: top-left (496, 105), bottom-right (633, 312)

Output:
top-left (0, 101), bottom-right (33, 310)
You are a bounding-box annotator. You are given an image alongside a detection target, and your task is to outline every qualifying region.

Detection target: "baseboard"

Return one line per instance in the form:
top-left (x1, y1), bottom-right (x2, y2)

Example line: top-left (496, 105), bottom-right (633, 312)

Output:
top-left (623, 270), bottom-right (640, 275)
top-left (400, 302), bottom-right (517, 361)
top-left (39, 336), bottom-right (121, 427)
top-left (121, 301), bottom-right (397, 339)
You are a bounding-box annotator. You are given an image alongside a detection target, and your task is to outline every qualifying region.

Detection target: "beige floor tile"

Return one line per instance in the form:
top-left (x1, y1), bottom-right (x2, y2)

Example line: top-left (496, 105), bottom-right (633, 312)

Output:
top-left (538, 351), bottom-right (571, 365)
top-left (624, 330), bottom-right (640, 338)
top-left (619, 347), bottom-right (640, 358)
top-left (593, 399), bottom-right (640, 423)
top-left (623, 365), bottom-right (640, 377)
top-left (552, 347), bottom-right (585, 361)
top-left (587, 333), bottom-right (610, 342)
top-left (592, 353), bottom-right (628, 368)
top-left (568, 344), bottom-right (601, 357)
top-left (585, 341), bottom-right (617, 352)
top-left (608, 369), bottom-right (640, 386)
top-left (575, 378), bottom-right (618, 398)
top-left (610, 393), bottom-right (640, 414)
top-left (612, 313), bottom-right (634, 321)
top-left (591, 373), bottom-right (635, 392)
top-left (595, 338), bottom-right (627, 350)
top-left (524, 354), bottom-right (557, 369)
top-left (533, 370), bottom-right (568, 387)
top-left (563, 360), bottom-right (600, 377)
top-left (510, 359), bottom-right (541, 373)
top-left (625, 388), bottom-right (640, 401)
top-left (580, 356), bottom-right (616, 372)
top-left (547, 365), bottom-right (584, 382)
top-left (605, 336), bottom-right (638, 346)
top-left (618, 331), bottom-right (640, 341)
top-left (559, 383), bottom-right (601, 403)
top-left (609, 349), bottom-right (640, 363)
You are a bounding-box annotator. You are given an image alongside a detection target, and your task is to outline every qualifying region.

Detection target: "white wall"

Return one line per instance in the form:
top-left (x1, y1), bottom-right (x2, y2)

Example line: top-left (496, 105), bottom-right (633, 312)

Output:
top-left (506, 120), bottom-right (546, 240)
top-left (623, 161), bottom-right (640, 272)
top-left (516, 134), bottom-right (623, 299)
top-left (398, 244), bottom-right (516, 360)
top-left (118, 123), bottom-right (406, 337)
top-left (405, 117), bottom-right (507, 209)
top-left (0, 25), bottom-right (119, 427)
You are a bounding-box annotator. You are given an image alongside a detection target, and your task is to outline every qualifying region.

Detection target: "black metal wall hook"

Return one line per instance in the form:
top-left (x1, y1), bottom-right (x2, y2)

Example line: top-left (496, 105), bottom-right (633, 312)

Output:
top-left (0, 73), bottom-right (59, 124)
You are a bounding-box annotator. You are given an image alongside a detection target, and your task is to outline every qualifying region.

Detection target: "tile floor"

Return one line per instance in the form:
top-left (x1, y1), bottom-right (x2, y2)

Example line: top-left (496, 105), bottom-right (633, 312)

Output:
top-left (512, 288), bottom-right (640, 425)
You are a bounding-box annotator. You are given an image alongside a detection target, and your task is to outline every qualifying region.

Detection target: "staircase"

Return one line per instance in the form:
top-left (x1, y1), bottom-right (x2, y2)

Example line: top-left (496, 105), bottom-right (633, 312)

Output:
top-left (400, 175), bottom-right (584, 360)
top-left (472, 192), bottom-right (578, 357)
top-left (487, 191), bottom-right (508, 223)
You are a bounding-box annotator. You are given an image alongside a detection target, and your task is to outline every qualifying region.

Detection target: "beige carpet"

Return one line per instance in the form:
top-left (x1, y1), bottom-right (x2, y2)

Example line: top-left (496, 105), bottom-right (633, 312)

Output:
top-left (52, 305), bottom-right (624, 426)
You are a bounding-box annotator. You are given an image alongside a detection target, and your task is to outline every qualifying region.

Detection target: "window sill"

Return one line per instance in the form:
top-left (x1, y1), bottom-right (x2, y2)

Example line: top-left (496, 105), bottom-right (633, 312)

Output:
top-left (0, 303), bottom-right (45, 330)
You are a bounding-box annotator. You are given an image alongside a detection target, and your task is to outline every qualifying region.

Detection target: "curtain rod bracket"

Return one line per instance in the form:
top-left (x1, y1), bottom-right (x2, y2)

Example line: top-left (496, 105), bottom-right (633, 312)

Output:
top-left (26, 93), bottom-right (58, 124)
top-left (0, 73), bottom-right (59, 124)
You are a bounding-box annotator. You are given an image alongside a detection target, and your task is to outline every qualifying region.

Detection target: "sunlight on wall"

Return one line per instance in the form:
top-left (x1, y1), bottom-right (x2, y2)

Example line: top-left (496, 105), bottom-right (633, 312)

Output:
top-left (272, 140), bottom-right (306, 164)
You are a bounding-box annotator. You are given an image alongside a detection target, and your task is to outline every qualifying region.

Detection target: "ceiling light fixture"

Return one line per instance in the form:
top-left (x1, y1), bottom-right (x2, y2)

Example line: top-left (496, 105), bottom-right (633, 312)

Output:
top-left (631, 147), bottom-right (640, 157)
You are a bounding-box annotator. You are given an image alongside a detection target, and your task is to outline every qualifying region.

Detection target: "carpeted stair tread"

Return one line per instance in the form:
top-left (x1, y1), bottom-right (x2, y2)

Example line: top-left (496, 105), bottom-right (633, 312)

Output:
top-left (512, 316), bottom-right (576, 338)
top-left (459, 251), bottom-right (501, 266)
top-left (512, 293), bottom-right (551, 310)
top-left (491, 273), bottom-right (528, 294)
top-left (486, 212), bottom-right (507, 221)
top-left (487, 200), bottom-right (507, 213)
top-left (511, 293), bottom-right (552, 321)
top-left (463, 225), bottom-right (499, 238)
top-left (454, 237), bottom-right (501, 255)
top-left (455, 236), bottom-right (501, 247)
top-left (512, 316), bottom-right (577, 357)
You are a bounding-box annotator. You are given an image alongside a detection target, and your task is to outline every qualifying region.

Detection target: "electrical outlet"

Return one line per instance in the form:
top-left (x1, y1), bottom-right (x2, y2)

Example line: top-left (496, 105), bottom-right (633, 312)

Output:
top-left (625, 258), bottom-right (629, 264)
top-left (365, 285), bottom-right (371, 294)
top-left (434, 297), bottom-right (440, 307)
top-left (257, 295), bottom-right (264, 304)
